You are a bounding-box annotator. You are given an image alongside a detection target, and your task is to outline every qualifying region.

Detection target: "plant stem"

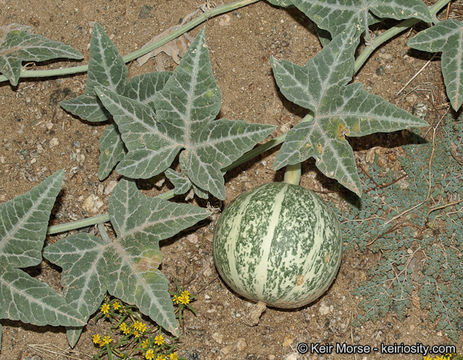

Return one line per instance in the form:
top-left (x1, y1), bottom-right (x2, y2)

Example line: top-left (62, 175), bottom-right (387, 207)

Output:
top-left (0, 0), bottom-right (260, 84)
top-left (283, 163), bottom-right (301, 185)
top-left (354, 0), bottom-right (451, 74)
top-left (282, 113), bottom-right (313, 186)
top-left (47, 213), bottom-right (110, 235)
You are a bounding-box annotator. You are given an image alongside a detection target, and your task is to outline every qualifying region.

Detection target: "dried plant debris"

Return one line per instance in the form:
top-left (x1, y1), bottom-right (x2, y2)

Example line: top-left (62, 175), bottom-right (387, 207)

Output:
top-left (137, 7), bottom-right (201, 70)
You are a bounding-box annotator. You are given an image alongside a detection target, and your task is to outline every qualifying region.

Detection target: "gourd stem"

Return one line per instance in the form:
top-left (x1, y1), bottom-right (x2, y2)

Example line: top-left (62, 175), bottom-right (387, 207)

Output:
top-left (282, 113), bottom-right (313, 186)
top-left (0, 0), bottom-right (260, 83)
top-left (354, 0), bottom-right (451, 74)
top-left (283, 163), bottom-right (302, 185)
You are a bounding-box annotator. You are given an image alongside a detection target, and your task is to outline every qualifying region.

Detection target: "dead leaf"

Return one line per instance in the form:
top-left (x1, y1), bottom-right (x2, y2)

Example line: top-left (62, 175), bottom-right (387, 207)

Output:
top-left (137, 9), bottom-right (199, 69)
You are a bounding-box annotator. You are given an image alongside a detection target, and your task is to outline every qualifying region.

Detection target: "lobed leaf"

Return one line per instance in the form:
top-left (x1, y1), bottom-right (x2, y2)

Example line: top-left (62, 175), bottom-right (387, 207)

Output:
top-left (98, 124), bottom-right (126, 181)
top-left (408, 20), bottom-right (463, 111)
top-left (61, 24), bottom-right (172, 180)
top-left (60, 23), bottom-right (127, 123)
top-left (45, 179), bottom-right (210, 338)
top-left (289, 0), bottom-right (433, 38)
top-left (0, 27), bottom-right (83, 86)
top-left (0, 170), bottom-right (64, 268)
top-left (272, 30), bottom-right (427, 195)
top-left (165, 169), bottom-right (193, 195)
top-left (96, 29), bottom-right (275, 200)
top-left (265, 0), bottom-right (293, 7)
top-left (0, 170), bottom-right (85, 331)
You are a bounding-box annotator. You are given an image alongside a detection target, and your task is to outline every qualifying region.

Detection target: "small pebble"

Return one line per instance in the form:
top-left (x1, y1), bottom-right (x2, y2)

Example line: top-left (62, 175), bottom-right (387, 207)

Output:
top-left (212, 332), bottom-right (223, 344)
top-left (282, 335), bottom-right (294, 347)
top-left (187, 233), bottom-right (198, 244)
top-left (49, 137), bottom-right (59, 148)
top-left (220, 345), bottom-right (233, 355)
top-left (236, 338), bottom-right (247, 351)
top-left (376, 65), bottom-right (386, 76)
top-left (319, 302), bottom-right (331, 315)
top-left (219, 14), bottom-right (231, 26)
top-left (82, 194), bottom-right (104, 214)
top-left (104, 180), bottom-right (118, 195)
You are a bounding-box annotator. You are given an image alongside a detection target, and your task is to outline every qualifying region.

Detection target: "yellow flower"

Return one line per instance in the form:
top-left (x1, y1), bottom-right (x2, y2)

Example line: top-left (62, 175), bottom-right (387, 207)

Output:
top-left (100, 336), bottom-right (112, 346)
top-left (92, 334), bottom-right (101, 345)
top-left (100, 303), bottom-right (110, 315)
top-left (172, 295), bottom-right (179, 304)
top-left (133, 320), bottom-right (147, 332)
top-left (178, 290), bottom-right (190, 305)
top-left (154, 334), bottom-right (165, 346)
top-left (119, 322), bottom-right (130, 335)
top-left (142, 339), bottom-right (150, 349)
top-left (145, 349), bottom-right (155, 360)
top-left (133, 330), bottom-right (140, 338)
top-left (156, 355), bottom-right (166, 360)
top-left (169, 353), bottom-right (178, 360)
top-left (113, 301), bottom-right (121, 310)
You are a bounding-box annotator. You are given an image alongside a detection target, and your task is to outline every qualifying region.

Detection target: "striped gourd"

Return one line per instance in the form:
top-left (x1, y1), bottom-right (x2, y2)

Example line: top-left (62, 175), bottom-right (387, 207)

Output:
top-left (213, 182), bottom-right (342, 309)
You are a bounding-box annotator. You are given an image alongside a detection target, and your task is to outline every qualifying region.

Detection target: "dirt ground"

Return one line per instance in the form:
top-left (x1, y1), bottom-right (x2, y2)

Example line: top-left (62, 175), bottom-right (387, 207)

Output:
top-left (0, 0), bottom-right (462, 359)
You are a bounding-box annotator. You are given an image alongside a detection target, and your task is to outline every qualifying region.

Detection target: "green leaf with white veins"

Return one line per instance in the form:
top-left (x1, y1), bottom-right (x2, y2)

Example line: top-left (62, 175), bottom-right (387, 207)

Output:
top-left (60, 23), bottom-right (127, 122)
top-left (0, 170), bottom-right (85, 338)
top-left (272, 30), bottom-right (428, 196)
top-left (408, 20), bottom-right (463, 111)
top-left (290, 0), bottom-right (433, 38)
top-left (44, 179), bottom-right (210, 340)
top-left (98, 73), bottom-right (172, 180)
top-left (0, 25), bottom-right (83, 86)
top-left (96, 29), bottom-right (275, 200)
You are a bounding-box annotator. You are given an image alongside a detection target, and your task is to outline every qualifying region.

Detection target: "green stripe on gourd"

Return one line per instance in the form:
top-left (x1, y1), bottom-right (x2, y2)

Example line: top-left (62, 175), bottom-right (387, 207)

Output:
top-left (213, 182), bottom-right (342, 309)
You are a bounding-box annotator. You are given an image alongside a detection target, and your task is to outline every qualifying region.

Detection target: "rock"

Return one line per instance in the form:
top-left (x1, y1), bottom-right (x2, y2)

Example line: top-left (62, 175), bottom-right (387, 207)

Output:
top-left (187, 233), bottom-right (198, 244)
top-left (319, 302), bottom-right (331, 315)
top-left (220, 345), bottom-right (234, 355)
top-left (212, 332), bottom-right (223, 344)
top-left (82, 194), bottom-right (104, 214)
top-left (236, 338), bottom-right (247, 351)
top-left (282, 335), bottom-right (294, 347)
top-left (49, 137), bottom-right (59, 148)
top-left (219, 14), bottom-right (231, 26)
top-left (104, 180), bottom-right (118, 195)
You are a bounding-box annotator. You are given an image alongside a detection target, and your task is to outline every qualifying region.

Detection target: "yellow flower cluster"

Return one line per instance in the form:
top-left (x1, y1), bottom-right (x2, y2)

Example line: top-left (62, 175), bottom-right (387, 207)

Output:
top-left (173, 290), bottom-right (190, 305)
top-left (118, 320), bottom-right (148, 337)
top-left (92, 334), bottom-right (112, 347)
top-left (100, 303), bottom-right (110, 316)
top-left (119, 322), bottom-right (131, 335)
top-left (423, 355), bottom-right (454, 360)
top-left (133, 320), bottom-right (148, 333)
